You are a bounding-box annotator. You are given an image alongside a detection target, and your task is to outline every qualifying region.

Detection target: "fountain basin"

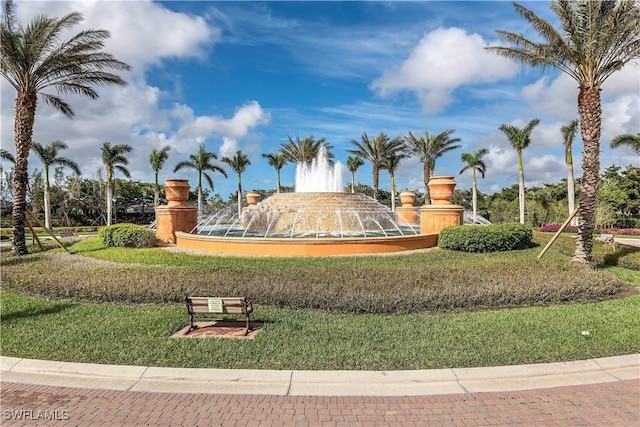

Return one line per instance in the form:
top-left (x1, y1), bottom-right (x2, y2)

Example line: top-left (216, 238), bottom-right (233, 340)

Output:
top-left (175, 232), bottom-right (438, 257)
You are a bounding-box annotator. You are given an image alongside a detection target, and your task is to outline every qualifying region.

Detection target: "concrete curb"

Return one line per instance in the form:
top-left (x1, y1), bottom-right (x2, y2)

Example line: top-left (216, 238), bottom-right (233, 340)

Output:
top-left (1, 354), bottom-right (638, 396)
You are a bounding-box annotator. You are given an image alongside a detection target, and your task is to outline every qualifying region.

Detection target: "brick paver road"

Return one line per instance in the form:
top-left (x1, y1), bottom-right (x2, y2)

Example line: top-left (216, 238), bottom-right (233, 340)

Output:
top-left (2, 379), bottom-right (638, 426)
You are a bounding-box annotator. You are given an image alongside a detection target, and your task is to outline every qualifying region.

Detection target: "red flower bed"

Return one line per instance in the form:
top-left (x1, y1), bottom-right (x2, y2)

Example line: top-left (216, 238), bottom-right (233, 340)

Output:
top-left (539, 224), bottom-right (640, 236)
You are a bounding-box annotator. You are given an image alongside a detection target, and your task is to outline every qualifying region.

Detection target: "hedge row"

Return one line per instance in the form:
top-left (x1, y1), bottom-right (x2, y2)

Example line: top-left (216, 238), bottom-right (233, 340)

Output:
top-left (98, 223), bottom-right (156, 248)
top-left (438, 224), bottom-right (533, 253)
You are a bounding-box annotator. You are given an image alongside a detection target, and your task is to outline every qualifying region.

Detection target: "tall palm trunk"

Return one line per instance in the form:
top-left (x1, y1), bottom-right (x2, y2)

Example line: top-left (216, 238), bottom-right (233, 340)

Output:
top-left (11, 92), bottom-right (37, 255)
top-left (390, 175), bottom-right (396, 212)
top-left (423, 162), bottom-right (431, 204)
top-left (236, 175), bottom-right (243, 219)
top-left (43, 171), bottom-right (52, 229)
top-left (471, 168), bottom-right (478, 224)
top-left (197, 186), bottom-right (203, 218)
top-left (372, 164), bottom-right (379, 199)
top-left (154, 173), bottom-right (160, 208)
top-left (572, 86), bottom-right (601, 268)
top-left (276, 171), bottom-right (281, 193)
top-left (567, 161), bottom-right (576, 226)
top-left (106, 181), bottom-right (113, 226)
top-left (517, 150), bottom-right (525, 224)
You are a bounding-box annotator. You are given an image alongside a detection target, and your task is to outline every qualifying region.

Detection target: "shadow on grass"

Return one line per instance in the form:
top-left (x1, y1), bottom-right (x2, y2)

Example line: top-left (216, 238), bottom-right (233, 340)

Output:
top-left (1, 302), bottom-right (75, 323)
top-left (600, 245), bottom-right (640, 268)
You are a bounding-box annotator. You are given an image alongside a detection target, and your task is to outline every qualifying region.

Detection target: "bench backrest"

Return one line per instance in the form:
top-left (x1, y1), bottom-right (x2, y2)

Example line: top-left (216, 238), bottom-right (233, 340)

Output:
top-left (186, 297), bottom-right (249, 315)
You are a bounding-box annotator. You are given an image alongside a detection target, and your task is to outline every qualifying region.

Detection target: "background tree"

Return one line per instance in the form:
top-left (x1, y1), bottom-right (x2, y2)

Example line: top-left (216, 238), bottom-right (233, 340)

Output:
top-left (174, 143), bottom-right (227, 217)
top-left (498, 119), bottom-right (540, 224)
top-left (381, 151), bottom-right (407, 211)
top-left (262, 153), bottom-right (287, 193)
top-left (1, 0), bottom-right (130, 254)
top-left (459, 148), bottom-right (488, 224)
top-left (561, 119), bottom-right (580, 225)
top-left (31, 140), bottom-right (81, 229)
top-left (349, 132), bottom-right (404, 200)
top-left (1, 148), bottom-right (15, 163)
top-left (149, 145), bottom-right (170, 208)
top-left (280, 135), bottom-right (330, 164)
top-left (345, 156), bottom-right (364, 193)
top-left (487, 0), bottom-right (640, 267)
top-left (404, 130), bottom-right (461, 204)
top-left (101, 142), bottom-right (132, 226)
top-left (610, 133), bottom-right (640, 156)
top-left (221, 150), bottom-right (251, 218)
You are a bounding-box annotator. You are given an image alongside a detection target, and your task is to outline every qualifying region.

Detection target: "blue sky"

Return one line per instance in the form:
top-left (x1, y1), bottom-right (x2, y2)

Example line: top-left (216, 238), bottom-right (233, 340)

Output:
top-left (1, 1), bottom-right (638, 200)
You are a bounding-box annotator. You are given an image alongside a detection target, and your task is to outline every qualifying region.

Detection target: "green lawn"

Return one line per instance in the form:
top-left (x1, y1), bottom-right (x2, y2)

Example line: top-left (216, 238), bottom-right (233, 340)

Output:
top-left (1, 291), bottom-right (638, 370)
top-left (1, 233), bottom-right (638, 370)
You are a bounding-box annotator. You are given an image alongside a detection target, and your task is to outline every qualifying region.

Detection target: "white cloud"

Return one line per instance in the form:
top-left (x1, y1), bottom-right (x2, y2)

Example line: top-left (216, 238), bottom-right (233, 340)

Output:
top-left (220, 137), bottom-right (239, 159)
top-left (15, 1), bottom-right (218, 72)
top-left (371, 27), bottom-right (519, 113)
top-left (176, 101), bottom-right (271, 144)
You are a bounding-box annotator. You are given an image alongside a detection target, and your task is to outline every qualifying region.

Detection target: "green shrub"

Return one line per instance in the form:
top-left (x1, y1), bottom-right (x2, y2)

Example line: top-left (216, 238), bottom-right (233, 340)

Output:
top-left (438, 223), bottom-right (533, 253)
top-left (98, 223), bottom-right (156, 248)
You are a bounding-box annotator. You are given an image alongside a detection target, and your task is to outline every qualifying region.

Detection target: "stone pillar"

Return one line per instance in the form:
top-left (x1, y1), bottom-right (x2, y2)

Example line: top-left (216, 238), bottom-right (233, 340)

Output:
top-left (396, 191), bottom-right (419, 225)
top-left (419, 176), bottom-right (463, 234)
top-left (156, 179), bottom-right (198, 244)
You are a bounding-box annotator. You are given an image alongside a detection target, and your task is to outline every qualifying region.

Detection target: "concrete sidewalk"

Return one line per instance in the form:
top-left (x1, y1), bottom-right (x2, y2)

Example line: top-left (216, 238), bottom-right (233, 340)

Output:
top-left (1, 354), bottom-right (638, 396)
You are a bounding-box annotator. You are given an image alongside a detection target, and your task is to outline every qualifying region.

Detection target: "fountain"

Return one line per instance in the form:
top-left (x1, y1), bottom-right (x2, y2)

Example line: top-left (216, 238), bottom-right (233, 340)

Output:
top-left (159, 146), bottom-right (461, 256)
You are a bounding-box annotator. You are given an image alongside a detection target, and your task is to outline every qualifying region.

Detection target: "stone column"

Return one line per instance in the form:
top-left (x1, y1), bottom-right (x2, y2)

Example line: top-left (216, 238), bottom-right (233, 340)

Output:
top-left (419, 176), bottom-right (463, 234)
top-left (156, 179), bottom-right (198, 244)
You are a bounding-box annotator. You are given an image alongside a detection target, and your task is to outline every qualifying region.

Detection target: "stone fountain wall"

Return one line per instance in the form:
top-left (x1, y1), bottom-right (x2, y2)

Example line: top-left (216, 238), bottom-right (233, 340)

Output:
top-left (242, 192), bottom-right (398, 235)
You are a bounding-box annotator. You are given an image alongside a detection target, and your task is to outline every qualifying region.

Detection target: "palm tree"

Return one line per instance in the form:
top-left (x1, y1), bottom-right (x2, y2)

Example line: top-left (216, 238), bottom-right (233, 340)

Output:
top-left (1, 149), bottom-right (15, 163)
top-left (174, 143), bottom-right (227, 217)
top-left (403, 129), bottom-right (461, 204)
top-left (262, 153), bottom-right (287, 193)
top-left (487, 0), bottom-right (640, 267)
top-left (498, 119), bottom-right (540, 225)
top-left (101, 142), bottom-right (132, 226)
top-left (610, 133), bottom-right (640, 156)
top-left (459, 148), bottom-right (488, 224)
top-left (1, 0), bottom-right (130, 255)
top-left (31, 140), bottom-right (81, 229)
top-left (349, 132), bottom-right (405, 200)
top-left (381, 152), bottom-right (407, 211)
top-left (149, 145), bottom-right (170, 208)
top-left (345, 156), bottom-right (364, 193)
top-left (279, 135), bottom-right (330, 164)
top-left (221, 150), bottom-right (251, 218)
top-left (561, 119), bottom-right (580, 226)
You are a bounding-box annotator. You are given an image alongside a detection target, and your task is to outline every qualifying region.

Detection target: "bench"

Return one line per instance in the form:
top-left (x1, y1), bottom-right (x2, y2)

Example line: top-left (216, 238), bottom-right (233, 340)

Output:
top-left (185, 296), bottom-right (253, 336)
top-left (596, 233), bottom-right (617, 250)
top-left (59, 230), bottom-right (76, 238)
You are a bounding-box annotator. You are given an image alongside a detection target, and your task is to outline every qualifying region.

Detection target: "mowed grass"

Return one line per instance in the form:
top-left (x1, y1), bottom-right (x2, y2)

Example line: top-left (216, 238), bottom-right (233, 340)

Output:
top-left (0, 232), bottom-right (639, 370)
top-left (1, 233), bottom-right (635, 314)
top-left (1, 291), bottom-right (638, 370)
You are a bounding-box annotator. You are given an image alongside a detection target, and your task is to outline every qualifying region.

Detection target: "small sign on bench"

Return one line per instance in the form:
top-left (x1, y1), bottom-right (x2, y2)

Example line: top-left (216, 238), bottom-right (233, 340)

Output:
top-left (207, 298), bottom-right (223, 312)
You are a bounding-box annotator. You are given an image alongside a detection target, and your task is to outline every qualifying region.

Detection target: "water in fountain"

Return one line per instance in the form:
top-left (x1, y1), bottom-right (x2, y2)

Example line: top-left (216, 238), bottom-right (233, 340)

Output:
top-left (196, 146), bottom-right (418, 238)
top-left (295, 145), bottom-right (344, 192)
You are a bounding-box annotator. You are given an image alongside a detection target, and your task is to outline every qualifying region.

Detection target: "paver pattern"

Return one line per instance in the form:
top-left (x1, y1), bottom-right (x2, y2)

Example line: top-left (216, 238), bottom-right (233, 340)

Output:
top-left (2, 379), bottom-right (638, 426)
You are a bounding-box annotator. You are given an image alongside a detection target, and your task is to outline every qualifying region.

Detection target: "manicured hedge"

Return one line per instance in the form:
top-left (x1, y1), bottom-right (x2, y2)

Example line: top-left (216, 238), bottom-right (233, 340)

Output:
top-left (98, 223), bottom-right (156, 248)
top-left (438, 223), bottom-right (533, 253)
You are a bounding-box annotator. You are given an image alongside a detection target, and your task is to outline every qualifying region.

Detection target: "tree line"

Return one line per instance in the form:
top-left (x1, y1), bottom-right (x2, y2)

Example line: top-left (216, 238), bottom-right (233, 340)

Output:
top-left (2, 0), bottom-right (638, 270)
